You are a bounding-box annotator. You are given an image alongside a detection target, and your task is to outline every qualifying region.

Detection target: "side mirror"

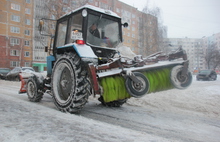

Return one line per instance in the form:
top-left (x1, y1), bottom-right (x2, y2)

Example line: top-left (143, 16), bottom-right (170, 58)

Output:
top-left (122, 22), bottom-right (128, 28)
top-left (39, 19), bottom-right (44, 31)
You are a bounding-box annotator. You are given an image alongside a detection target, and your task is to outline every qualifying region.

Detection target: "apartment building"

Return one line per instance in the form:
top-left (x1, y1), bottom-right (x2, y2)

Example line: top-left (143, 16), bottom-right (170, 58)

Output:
top-left (32, 0), bottom-right (89, 71)
top-left (163, 38), bottom-right (206, 72)
top-left (32, 0), bottom-right (52, 71)
top-left (163, 33), bottom-right (220, 72)
top-left (0, 0), bottom-right (159, 71)
top-left (0, 0), bottom-right (34, 69)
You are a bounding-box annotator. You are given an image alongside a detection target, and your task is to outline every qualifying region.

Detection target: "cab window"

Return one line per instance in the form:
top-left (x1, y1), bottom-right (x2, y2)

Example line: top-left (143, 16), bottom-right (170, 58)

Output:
top-left (56, 20), bottom-right (68, 47)
top-left (67, 13), bottom-right (83, 43)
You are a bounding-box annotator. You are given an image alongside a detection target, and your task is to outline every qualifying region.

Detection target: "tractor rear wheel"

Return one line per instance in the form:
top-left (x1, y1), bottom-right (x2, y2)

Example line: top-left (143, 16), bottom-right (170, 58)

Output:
top-left (51, 52), bottom-right (89, 113)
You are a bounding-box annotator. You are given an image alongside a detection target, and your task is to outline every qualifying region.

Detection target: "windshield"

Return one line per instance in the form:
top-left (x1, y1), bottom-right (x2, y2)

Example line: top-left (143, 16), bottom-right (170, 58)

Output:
top-left (0, 69), bottom-right (10, 73)
top-left (199, 70), bottom-right (211, 74)
top-left (22, 68), bottom-right (34, 72)
top-left (87, 14), bottom-right (120, 48)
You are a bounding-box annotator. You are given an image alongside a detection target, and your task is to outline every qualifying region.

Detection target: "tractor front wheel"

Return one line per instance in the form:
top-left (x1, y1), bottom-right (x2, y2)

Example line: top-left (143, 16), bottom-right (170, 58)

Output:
top-left (26, 77), bottom-right (44, 102)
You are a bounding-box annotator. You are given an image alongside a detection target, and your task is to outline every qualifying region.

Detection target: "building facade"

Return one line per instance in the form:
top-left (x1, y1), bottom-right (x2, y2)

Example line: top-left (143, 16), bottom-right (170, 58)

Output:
top-left (163, 38), bottom-right (206, 72)
top-left (0, 0), bottom-right (34, 69)
top-left (0, 0), bottom-right (160, 71)
top-left (163, 33), bottom-right (220, 72)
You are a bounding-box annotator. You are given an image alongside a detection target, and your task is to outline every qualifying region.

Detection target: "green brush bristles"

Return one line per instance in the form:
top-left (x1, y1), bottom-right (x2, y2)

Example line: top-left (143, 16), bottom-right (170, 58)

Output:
top-left (99, 68), bottom-right (173, 102)
top-left (143, 68), bottom-right (173, 93)
top-left (100, 75), bottom-right (130, 103)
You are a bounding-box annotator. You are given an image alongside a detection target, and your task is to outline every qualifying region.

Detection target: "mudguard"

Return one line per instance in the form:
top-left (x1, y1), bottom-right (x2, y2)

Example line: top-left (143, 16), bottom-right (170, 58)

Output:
top-left (57, 43), bottom-right (97, 59)
top-left (57, 43), bottom-right (98, 66)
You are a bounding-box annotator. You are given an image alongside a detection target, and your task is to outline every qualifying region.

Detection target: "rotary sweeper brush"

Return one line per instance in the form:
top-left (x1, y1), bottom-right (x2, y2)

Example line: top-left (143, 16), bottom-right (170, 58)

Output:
top-left (88, 47), bottom-right (192, 106)
top-left (19, 5), bottom-right (192, 113)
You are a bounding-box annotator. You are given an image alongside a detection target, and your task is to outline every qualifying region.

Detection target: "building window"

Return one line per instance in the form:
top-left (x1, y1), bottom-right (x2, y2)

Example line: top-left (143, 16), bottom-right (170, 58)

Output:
top-left (51, 24), bottom-right (55, 30)
top-left (71, 1), bottom-right (77, 7)
top-left (11, 3), bottom-right (20, 11)
top-left (24, 40), bottom-right (30, 46)
top-left (25, 30), bottom-right (30, 35)
top-left (132, 27), bottom-right (135, 31)
top-left (51, 15), bottom-right (56, 20)
top-left (10, 26), bottom-right (20, 33)
top-left (132, 34), bottom-right (135, 38)
top-left (62, 7), bottom-right (68, 12)
top-left (25, 62), bottom-right (30, 67)
top-left (25, 0), bottom-right (31, 3)
top-left (10, 38), bottom-right (20, 45)
top-left (11, 15), bottom-right (20, 22)
top-left (25, 8), bottom-right (31, 14)
top-left (132, 14), bottom-right (135, 18)
top-left (95, 2), bottom-right (98, 6)
top-left (116, 8), bottom-right (120, 13)
top-left (25, 19), bottom-right (31, 25)
top-left (10, 50), bottom-right (20, 56)
top-left (10, 61), bottom-right (19, 67)
top-left (24, 51), bottom-right (30, 57)
top-left (62, 0), bottom-right (68, 4)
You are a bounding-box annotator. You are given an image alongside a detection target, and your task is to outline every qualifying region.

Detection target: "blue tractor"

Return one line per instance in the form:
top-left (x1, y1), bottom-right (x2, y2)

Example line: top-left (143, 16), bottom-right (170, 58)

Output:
top-left (25, 5), bottom-right (192, 113)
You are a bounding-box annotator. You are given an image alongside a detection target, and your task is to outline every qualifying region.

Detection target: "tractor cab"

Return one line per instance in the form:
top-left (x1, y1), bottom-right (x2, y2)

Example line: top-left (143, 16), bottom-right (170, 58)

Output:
top-left (54, 5), bottom-right (125, 59)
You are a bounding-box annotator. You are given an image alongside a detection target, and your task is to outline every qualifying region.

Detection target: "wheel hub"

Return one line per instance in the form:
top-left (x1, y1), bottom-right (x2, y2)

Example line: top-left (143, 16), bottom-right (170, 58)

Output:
top-left (132, 80), bottom-right (144, 91)
top-left (59, 67), bottom-right (72, 100)
top-left (28, 82), bottom-right (35, 97)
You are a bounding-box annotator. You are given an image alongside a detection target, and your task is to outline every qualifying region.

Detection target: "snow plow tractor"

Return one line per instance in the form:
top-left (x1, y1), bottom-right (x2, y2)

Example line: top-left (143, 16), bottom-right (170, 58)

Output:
top-left (23, 5), bottom-right (192, 113)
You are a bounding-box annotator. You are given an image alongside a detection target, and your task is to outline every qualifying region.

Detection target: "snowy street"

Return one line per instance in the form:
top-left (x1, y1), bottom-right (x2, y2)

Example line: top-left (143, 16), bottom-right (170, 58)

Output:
top-left (0, 76), bottom-right (220, 142)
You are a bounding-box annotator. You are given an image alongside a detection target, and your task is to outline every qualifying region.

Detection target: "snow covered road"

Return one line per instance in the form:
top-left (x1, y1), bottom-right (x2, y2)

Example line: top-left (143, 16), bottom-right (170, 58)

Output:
top-left (0, 76), bottom-right (220, 142)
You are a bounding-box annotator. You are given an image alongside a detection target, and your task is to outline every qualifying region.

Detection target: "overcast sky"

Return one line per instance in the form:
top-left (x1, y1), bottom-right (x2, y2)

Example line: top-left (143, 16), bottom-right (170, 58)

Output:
top-left (119, 0), bottom-right (220, 38)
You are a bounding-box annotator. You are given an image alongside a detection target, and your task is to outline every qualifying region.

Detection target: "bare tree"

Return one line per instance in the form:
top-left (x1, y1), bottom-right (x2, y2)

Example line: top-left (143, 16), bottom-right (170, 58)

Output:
top-left (205, 43), bottom-right (220, 70)
top-left (41, 0), bottom-right (89, 35)
top-left (141, 2), bottom-right (167, 56)
top-left (45, 0), bottom-right (89, 19)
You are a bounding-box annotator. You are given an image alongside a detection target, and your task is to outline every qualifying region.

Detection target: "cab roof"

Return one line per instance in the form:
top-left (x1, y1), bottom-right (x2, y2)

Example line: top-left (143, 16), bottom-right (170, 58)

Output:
top-left (60, 4), bottom-right (120, 19)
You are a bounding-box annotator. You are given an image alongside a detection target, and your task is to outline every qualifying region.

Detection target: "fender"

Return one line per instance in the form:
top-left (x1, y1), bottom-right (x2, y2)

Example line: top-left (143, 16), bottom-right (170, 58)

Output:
top-left (57, 43), bottom-right (97, 59)
top-left (47, 43), bottom-right (98, 76)
top-left (57, 43), bottom-right (98, 65)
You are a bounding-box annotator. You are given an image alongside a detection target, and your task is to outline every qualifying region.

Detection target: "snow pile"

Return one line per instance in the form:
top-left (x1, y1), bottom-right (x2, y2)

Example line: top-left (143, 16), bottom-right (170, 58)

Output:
top-left (0, 81), bottom-right (170, 142)
top-left (127, 76), bottom-right (220, 118)
top-left (1, 75), bottom-right (220, 141)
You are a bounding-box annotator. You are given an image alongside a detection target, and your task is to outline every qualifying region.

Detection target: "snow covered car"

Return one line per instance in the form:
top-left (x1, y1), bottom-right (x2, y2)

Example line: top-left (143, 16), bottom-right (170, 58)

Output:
top-left (196, 70), bottom-right (217, 81)
top-left (0, 68), bottom-right (11, 80)
top-left (6, 67), bottom-right (35, 81)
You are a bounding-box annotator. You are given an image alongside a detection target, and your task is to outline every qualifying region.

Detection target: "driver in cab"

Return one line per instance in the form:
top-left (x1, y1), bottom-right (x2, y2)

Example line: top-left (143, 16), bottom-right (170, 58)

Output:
top-left (89, 23), bottom-right (100, 38)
